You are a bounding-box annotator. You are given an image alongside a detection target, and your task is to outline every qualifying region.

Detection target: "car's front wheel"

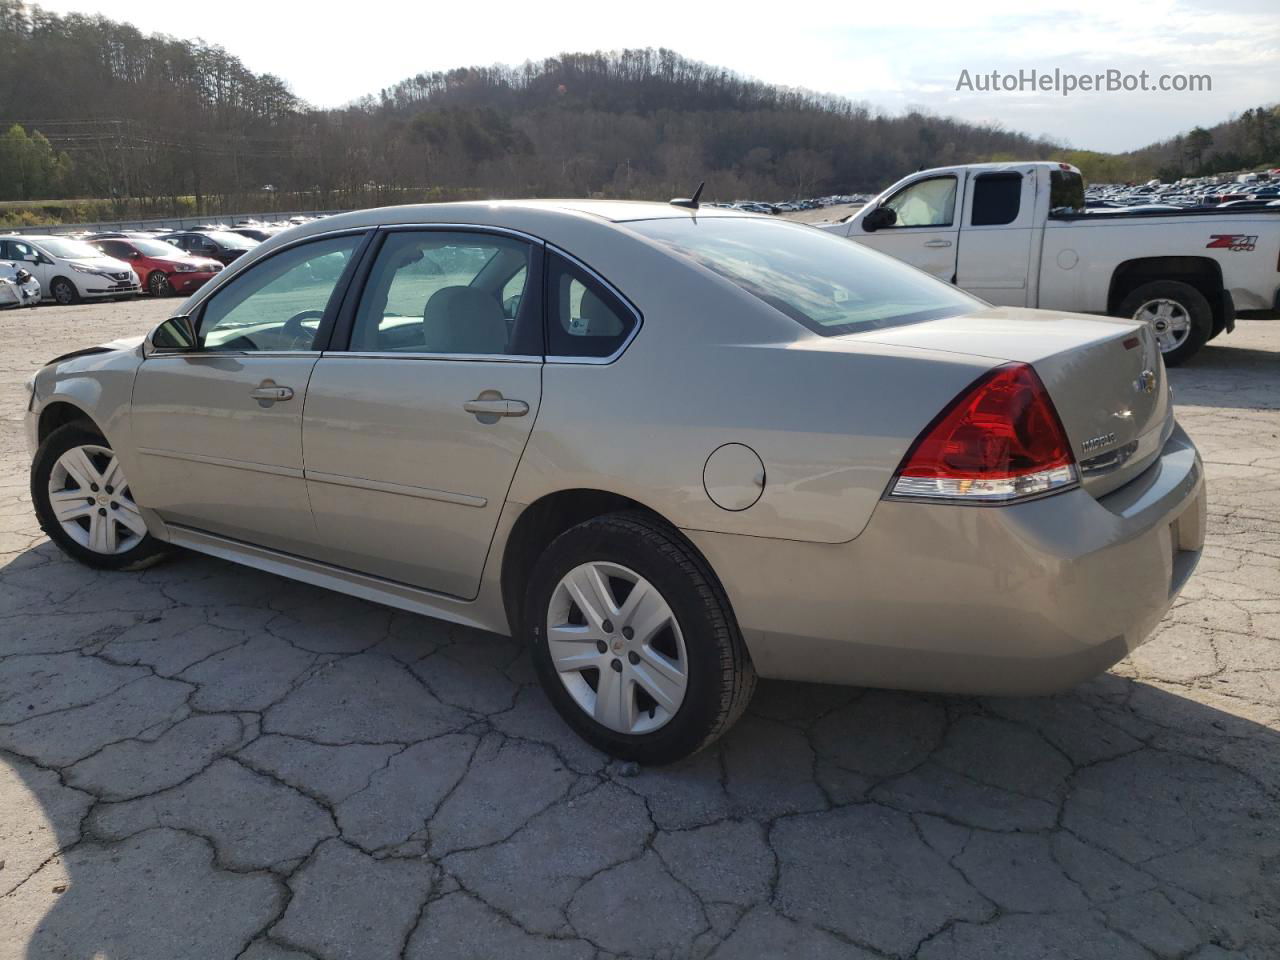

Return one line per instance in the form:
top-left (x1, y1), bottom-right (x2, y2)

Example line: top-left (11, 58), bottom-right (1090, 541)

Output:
top-left (31, 423), bottom-right (170, 571)
top-left (49, 277), bottom-right (79, 305)
top-left (147, 270), bottom-right (171, 297)
top-left (524, 512), bottom-right (756, 764)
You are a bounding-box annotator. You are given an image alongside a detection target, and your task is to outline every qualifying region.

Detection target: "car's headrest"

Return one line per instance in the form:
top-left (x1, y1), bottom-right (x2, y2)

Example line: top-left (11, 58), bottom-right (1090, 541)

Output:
top-left (422, 286), bottom-right (508, 355)
top-left (579, 289), bottom-right (623, 336)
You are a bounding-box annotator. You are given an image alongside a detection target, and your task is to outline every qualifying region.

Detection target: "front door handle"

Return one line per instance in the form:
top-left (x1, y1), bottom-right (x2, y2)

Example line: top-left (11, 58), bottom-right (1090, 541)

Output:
top-left (464, 397), bottom-right (529, 418)
top-left (250, 381), bottom-right (294, 403)
top-left (923, 239), bottom-right (953, 248)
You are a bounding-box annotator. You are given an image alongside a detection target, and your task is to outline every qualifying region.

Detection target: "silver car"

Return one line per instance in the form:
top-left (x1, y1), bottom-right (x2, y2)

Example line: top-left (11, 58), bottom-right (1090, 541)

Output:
top-left (24, 201), bottom-right (1206, 763)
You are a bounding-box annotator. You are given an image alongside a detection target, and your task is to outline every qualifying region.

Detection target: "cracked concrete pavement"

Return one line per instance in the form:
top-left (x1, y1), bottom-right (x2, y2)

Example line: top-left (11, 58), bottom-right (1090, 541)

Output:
top-left (1, 299), bottom-right (1278, 959)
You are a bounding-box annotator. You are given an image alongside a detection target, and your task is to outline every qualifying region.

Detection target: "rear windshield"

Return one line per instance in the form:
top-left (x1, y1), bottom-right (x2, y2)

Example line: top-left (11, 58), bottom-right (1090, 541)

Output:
top-left (628, 217), bottom-right (981, 337)
top-left (1049, 169), bottom-right (1086, 215)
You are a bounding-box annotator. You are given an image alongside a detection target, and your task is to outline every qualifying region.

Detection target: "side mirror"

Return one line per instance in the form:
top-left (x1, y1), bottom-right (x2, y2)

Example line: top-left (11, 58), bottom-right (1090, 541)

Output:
top-left (861, 206), bottom-right (897, 232)
top-left (149, 314), bottom-right (198, 352)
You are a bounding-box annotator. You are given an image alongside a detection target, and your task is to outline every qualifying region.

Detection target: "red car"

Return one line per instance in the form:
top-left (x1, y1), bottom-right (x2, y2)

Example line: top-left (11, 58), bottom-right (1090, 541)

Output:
top-left (89, 237), bottom-right (223, 297)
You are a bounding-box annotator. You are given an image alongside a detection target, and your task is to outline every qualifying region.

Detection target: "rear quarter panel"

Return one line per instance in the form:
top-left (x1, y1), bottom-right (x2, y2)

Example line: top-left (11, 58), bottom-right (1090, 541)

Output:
top-left (504, 228), bottom-right (995, 543)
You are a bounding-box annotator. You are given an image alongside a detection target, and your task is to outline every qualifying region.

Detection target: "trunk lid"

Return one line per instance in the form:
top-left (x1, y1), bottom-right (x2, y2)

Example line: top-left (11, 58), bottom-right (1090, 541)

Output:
top-left (851, 307), bottom-right (1171, 497)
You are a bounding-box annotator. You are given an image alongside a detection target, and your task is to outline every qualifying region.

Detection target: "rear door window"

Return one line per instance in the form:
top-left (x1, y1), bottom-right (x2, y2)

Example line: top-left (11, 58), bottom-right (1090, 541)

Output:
top-left (970, 173), bottom-right (1022, 226)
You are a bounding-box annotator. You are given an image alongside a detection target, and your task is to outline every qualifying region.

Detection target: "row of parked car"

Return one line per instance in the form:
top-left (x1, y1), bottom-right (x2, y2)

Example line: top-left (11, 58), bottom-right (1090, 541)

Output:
top-left (1085, 170), bottom-right (1280, 213)
top-left (706, 195), bottom-right (871, 215)
top-left (0, 217), bottom-right (324, 309)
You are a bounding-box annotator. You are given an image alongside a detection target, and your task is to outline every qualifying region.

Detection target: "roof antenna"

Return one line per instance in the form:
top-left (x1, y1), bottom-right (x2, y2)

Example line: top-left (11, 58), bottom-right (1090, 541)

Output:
top-left (670, 181), bottom-right (705, 210)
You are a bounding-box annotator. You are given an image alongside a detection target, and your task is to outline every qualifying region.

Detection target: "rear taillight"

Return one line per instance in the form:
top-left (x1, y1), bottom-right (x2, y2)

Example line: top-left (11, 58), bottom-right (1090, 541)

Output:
top-left (889, 363), bottom-right (1078, 503)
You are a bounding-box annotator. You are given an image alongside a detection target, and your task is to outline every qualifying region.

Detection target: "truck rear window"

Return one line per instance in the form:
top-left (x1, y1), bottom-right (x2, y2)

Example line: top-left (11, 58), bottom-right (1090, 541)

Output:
top-left (1050, 169), bottom-right (1086, 215)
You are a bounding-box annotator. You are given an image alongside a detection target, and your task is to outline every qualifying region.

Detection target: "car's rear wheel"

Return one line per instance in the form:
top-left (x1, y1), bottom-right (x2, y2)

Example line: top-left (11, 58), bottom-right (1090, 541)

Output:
top-left (147, 270), bottom-right (171, 297)
top-left (49, 277), bottom-right (78, 305)
top-left (1119, 280), bottom-right (1212, 366)
top-left (524, 511), bottom-right (755, 764)
top-left (31, 423), bottom-right (170, 571)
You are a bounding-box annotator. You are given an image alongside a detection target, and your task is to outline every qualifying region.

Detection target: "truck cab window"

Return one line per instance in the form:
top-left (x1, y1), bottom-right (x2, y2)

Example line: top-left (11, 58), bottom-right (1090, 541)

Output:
top-left (970, 173), bottom-right (1022, 226)
top-left (883, 176), bottom-right (957, 228)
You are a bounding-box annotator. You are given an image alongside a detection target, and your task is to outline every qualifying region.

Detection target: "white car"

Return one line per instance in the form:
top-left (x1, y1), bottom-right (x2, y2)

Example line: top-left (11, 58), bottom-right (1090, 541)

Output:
top-left (0, 235), bottom-right (140, 305)
top-left (0, 260), bottom-right (40, 309)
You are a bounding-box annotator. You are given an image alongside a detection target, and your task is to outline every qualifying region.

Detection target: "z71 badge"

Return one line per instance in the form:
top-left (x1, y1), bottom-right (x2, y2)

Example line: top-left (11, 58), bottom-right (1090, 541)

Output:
top-left (1206, 234), bottom-right (1258, 252)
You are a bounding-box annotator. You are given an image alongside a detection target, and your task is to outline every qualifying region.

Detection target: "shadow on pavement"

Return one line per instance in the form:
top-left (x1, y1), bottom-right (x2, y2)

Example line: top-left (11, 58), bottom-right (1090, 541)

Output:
top-left (1, 545), bottom-right (1278, 959)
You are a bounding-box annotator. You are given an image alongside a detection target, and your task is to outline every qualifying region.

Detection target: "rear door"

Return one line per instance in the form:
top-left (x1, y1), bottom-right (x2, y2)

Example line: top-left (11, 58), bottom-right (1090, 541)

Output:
top-left (851, 172), bottom-right (963, 282)
top-left (955, 169), bottom-right (1036, 306)
top-left (301, 227), bottom-right (544, 599)
top-left (128, 231), bottom-right (367, 556)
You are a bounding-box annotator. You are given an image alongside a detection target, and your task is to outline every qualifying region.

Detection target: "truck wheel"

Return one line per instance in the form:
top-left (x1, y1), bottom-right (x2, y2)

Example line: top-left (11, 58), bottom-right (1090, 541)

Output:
top-left (523, 511), bottom-right (756, 765)
top-left (1118, 281), bottom-right (1211, 366)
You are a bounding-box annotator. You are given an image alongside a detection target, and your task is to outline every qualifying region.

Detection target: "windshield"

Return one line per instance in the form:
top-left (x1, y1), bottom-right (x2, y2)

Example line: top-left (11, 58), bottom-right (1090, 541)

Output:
top-left (628, 217), bottom-right (982, 336)
top-left (204, 231), bottom-right (258, 250)
top-left (37, 237), bottom-right (104, 260)
top-left (132, 238), bottom-right (194, 258)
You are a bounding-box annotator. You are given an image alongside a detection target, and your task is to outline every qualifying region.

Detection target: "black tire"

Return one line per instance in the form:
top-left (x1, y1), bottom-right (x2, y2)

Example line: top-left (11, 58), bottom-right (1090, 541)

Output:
top-left (49, 277), bottom-right (78, 305)
top-left (147, 270), bottom-right (171, 297)
top-left (31, 422), bottom-right (170, 571)
top-left (1117, 280), bottom-right (1212, 367)
top-left (524, 511), bottom-right (756, 764)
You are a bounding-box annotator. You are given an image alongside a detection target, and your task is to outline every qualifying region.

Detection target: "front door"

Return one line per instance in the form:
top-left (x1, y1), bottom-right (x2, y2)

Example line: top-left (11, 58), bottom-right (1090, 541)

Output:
top-left (852, 173), bottom-right (963, 282)
top-left (302, 228), bottom-right (543, 599)
top-left (2, 238), bottom-right (51, 292)
top-left (129, 232), bottom-right (366, 556)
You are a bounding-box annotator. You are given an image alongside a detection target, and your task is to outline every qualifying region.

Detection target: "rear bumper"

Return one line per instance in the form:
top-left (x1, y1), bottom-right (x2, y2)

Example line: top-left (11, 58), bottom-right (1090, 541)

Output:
top-left (686, 423), bottom-right (1205, 696)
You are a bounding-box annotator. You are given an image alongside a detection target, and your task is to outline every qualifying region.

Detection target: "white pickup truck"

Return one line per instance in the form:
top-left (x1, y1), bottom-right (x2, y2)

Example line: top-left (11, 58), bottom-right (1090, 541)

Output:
top-left (820, 161), bottom-right (1280, 364)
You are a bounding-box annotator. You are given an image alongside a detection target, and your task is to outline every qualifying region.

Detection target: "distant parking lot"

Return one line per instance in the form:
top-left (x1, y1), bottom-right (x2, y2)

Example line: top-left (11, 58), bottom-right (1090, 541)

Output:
top-left (2, 300), bottom-right (1278, 959)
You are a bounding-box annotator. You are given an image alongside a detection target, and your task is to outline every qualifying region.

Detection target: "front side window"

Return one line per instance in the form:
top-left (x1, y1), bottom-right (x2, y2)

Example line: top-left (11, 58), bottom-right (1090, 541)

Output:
top-left (630, 217), bottom-right (982, 337)
top-left (970, 173), bottom-right (1023, 226)
top-left (349, 231), bottom-right (537, 356)
top-left (546, 252), bottom-right (636, 359)
top-left (7, 240), bottom-right (37, 261)
top-left (199, 234), bottom-right (362, 351)
top-left (883, 176), bottom-right (958, 228)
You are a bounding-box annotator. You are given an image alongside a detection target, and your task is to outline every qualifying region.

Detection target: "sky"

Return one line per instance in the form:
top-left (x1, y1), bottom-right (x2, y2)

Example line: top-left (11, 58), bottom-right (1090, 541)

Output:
top-left (37, 0), bottom-right (1280, 152)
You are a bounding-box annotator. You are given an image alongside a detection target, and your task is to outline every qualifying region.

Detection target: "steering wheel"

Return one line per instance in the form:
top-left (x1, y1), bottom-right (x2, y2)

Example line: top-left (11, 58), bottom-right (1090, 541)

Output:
top-left (281, 310), bottom-right (324, 349)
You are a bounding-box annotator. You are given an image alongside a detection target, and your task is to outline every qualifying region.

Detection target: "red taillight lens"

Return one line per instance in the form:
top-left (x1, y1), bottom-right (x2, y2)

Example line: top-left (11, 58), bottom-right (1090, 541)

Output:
top-left (890, 363), bottom-right (1078, 503)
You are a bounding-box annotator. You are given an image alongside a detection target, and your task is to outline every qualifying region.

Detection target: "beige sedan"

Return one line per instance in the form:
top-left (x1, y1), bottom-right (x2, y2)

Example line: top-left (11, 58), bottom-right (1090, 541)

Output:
top-left (25, 200), bottom-right (1206, 763)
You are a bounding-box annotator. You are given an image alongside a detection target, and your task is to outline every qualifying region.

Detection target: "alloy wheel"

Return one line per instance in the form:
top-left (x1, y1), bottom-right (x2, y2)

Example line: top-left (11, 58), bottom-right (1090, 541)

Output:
top-left (546, 561), bottom-right (689, 735)
top-left (149, 271), bottom-right (170, 297)
top-left (1134, 298), bottom-right (1191, 353)
top-left (46, 444), bottom-right (147, 555)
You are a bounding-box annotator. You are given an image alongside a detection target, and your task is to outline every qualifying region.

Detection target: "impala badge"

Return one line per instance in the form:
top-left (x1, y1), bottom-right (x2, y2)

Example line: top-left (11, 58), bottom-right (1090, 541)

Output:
top-left (1081, 432), bottom-right (1118, 455)
top-left (1135, 369), bottom-right (1157, 395)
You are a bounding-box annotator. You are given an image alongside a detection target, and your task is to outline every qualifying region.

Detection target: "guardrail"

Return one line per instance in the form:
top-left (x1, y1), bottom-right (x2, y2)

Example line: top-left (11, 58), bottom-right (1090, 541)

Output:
top-left (3, 210), bottom-right (344, 236)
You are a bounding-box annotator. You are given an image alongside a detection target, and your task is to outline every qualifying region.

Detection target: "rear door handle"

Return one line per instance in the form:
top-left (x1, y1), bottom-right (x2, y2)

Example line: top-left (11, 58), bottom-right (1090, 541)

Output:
top-left (464, 397), bottom-right (529, 418)
top-left (250, 382), bottom-right (294, 402)
top-left (923, 239), bottom-right (953, 248)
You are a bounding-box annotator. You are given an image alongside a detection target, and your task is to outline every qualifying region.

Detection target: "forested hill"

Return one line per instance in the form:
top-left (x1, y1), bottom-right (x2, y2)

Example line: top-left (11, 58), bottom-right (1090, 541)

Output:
top-left (0, 0), bottom-right (1063, 212)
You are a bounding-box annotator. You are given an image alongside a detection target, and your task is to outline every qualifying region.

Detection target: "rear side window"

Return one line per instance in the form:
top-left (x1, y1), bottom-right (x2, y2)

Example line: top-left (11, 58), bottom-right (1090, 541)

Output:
top-left (970, 173), bottom-right (1022, 226)
top-left (546, 251), bottom-right (637, 359)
